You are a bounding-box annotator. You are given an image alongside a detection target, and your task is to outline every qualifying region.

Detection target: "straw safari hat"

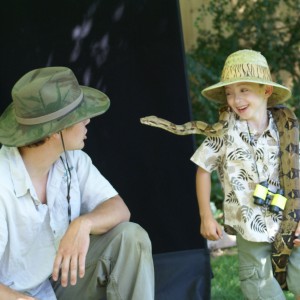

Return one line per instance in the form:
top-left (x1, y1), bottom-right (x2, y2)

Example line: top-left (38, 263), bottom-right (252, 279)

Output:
top-left (0, 67), bottom-right (110, 147)
top-left (201, 49), bottom-right (291, 107)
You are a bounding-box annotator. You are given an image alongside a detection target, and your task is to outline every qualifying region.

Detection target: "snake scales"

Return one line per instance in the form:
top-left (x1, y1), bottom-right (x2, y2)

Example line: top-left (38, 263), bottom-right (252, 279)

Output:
top-left (140, 106), bottom-right (300, 290)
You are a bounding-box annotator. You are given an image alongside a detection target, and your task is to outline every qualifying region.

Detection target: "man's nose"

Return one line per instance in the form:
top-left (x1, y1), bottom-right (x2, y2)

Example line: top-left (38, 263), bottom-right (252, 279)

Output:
top-left (83, 119), bottom-right (90, 126)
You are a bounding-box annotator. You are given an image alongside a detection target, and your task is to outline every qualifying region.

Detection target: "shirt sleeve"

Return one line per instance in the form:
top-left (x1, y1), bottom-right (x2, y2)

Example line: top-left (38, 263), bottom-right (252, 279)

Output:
top-left (190, 136), bottom-right (225, 173)
top-left (70, 150), bottom-right (118, 214)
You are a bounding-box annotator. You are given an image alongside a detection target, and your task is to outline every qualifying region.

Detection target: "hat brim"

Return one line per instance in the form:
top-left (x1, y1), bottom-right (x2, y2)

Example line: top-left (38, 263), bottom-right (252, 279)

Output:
top-left (202, 78), bottom-right (291, 107)
top-left (0, 86), bottom-right (110, 147)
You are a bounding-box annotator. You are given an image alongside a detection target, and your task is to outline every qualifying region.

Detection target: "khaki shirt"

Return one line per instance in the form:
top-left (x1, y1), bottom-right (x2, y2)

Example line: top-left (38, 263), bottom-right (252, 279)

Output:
top-left (191, 111), bottom-right (282, 243)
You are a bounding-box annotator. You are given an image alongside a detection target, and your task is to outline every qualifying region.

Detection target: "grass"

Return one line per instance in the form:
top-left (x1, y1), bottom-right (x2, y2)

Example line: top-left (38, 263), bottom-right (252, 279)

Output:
top-left (210, 247), bottom-right (295, 300)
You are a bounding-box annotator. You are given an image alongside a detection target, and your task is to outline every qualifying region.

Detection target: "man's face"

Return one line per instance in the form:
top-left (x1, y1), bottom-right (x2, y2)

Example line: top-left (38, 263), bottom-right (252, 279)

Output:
top-left (62, 119), bottom-right (90, 150)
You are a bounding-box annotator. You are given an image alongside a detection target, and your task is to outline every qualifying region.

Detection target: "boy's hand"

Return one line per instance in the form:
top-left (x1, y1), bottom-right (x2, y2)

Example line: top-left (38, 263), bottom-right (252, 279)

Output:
top-left (200, 216), bottom-right (223, 241)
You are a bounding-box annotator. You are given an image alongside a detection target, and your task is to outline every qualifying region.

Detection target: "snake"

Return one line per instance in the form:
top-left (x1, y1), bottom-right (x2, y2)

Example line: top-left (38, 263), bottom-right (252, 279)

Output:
top-left (140, 105), bottom-right (300, 290)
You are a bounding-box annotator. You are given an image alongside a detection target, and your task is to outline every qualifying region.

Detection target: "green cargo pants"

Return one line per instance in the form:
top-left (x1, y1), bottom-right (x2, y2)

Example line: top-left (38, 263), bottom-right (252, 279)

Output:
top-left (51, 222), bottom-right (154, 300)
top-left (237, 234), bottom-right (300, 299)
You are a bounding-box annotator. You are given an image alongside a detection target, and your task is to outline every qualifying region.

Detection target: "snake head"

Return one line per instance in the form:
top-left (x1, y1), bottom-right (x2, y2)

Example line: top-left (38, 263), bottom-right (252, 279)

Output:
top-left (140, 116), bottom-right (178, 133)
top-left (140, 116), bottom-right (167, 126)
top-left (140, 116), bottom-right (156, 125)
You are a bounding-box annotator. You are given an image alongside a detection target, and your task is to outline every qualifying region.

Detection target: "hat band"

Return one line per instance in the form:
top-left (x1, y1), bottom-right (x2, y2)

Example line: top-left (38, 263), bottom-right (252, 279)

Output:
top-left (221, 64), bottom-right (272, 81)
top-left (16, 92), bottom-right (83, 125)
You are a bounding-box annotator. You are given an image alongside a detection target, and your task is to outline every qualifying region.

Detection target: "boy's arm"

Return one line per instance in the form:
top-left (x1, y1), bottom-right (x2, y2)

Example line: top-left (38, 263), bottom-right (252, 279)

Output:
top-left (0, 284), bottom-right (36, 300)
top-left (196, 167), bottom-right (223, 241)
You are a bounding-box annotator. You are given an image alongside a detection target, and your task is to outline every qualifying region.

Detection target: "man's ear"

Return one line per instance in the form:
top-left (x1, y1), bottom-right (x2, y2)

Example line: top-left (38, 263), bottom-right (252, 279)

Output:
top-left (265, 85), bottom-right (273, 98)
top-left (51, 132), bottom-right (61, 141)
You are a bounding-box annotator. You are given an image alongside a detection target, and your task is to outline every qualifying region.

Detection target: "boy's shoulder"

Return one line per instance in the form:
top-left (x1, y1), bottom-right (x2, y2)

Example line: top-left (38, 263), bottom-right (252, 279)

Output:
top-left (270, 106), bottom-right (299, 136)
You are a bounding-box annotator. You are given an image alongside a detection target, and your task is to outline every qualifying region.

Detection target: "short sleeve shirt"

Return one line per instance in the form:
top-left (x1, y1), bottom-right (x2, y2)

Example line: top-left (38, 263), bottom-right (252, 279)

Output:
top-left (0, 146), bottom-right (118, 298)
top-left (191, 110), bottom-right (282, 243)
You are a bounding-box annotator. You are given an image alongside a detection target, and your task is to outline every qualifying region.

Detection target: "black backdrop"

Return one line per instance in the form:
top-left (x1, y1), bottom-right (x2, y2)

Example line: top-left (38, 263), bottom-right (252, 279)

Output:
top-left (0, 0), bottom-right (207, 254)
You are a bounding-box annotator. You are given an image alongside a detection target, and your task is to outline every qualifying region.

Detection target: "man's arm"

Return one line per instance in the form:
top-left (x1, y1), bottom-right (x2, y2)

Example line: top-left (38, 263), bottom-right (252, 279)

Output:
top-left (52, 195), bottom-right (130, 287)
top-left (80, 194), bottom-right (131, 235)
top-left (0, 284), bottom-right (36, 300)
top-left (196, 167), bottom-right (223, 240)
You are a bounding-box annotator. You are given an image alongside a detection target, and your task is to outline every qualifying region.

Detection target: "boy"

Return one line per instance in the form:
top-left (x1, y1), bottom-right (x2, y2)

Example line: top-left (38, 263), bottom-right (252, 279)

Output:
top-left (0, 67), bottom-right (154, 300)
top-left (191, 50), bottom-right (300, 299)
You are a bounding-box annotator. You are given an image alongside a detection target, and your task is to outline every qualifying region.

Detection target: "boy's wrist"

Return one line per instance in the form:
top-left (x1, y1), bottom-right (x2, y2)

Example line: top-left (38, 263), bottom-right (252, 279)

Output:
top-left (200, 211), bottom-right (214, 220)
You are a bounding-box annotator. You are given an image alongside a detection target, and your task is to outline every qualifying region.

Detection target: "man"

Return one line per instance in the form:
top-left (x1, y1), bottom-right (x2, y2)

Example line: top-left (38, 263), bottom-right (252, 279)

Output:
top-left (0, 67), bottom-right (154, 300)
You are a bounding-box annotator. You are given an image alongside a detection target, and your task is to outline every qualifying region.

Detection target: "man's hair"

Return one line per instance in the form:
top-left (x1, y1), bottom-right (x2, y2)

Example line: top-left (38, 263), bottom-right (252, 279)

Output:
top-left (26, 137), bottom-right (49, 148)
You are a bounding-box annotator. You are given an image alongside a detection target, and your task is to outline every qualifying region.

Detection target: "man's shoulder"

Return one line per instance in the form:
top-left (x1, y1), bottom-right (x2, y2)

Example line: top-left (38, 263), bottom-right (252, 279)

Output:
top-left (64, 150), bottom-right (93, 170)
top-left (66, 149), bottom-right (90, 160)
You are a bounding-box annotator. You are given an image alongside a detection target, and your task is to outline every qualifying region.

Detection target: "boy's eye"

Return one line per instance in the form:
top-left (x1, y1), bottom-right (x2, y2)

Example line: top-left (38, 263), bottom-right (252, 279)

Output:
top-left (241, 88), bottom-right (248, 92)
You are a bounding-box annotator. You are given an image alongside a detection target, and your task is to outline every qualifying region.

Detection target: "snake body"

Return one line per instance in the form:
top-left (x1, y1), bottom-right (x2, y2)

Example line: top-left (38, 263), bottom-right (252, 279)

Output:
top-left (140, 107), bottom-right (230, 136)
top-left (140, 106), bottom-right (300, 290)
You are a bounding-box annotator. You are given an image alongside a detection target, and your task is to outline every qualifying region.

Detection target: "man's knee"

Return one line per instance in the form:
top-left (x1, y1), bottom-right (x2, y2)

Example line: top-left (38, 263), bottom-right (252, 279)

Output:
top-left (114, 222), bottom-right (152, 251)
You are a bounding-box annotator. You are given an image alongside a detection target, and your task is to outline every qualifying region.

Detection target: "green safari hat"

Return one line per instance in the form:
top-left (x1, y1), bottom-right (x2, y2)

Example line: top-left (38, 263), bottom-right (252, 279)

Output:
top-left (0, 66), bottom-right (110, 147)
top-left (201, 49), bottom-right (291, 107)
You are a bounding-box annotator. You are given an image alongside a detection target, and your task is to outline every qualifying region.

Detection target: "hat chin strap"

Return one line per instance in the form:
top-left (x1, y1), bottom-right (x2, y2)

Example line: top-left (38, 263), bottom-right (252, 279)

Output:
top-left (59, 131), bottom-right (72, 224)
top-left (16, 92), bottom-right (83, 125)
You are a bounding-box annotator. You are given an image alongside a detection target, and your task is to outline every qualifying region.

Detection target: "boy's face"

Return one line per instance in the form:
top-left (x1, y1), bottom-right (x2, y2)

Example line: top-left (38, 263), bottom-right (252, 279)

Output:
top-left (225, 82), bottom-right (273, 121)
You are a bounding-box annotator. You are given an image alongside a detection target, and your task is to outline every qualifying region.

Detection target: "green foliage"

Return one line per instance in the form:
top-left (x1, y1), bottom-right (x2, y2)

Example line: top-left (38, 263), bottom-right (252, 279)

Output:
top-left (211, 251), bottom-right (242, 299)
top-left (186, 0), bottom-right (300, 210)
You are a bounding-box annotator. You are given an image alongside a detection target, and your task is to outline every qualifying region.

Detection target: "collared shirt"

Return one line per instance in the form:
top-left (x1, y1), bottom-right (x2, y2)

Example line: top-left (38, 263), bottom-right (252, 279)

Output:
top-left (0, 146), bottom-right (118, 299)
top-left (191, 110), bottom-right (282, 243)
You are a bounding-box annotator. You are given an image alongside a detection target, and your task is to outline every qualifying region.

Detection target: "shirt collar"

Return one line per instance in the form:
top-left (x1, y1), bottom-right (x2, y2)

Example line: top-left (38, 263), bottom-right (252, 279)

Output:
top-left (5, 146), bottom-right (69, 206)
top-left (232, 110), bottom-right (278, 141)
top-left (5, 146), bottom-right (33, 198)
top-left (268, 111), bottom-right (279, 140)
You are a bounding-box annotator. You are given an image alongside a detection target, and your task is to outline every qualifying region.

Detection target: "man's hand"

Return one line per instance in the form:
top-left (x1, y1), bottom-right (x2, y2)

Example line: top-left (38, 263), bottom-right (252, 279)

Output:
top-left (52, 217), bottom-right (91, 287)
top-left (52, 195), bottom-right (130, 287)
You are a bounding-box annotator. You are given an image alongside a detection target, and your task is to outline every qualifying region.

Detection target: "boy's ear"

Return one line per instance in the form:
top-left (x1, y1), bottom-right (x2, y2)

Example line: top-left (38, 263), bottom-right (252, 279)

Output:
top-left (265, 85), bottom-right (273, 98)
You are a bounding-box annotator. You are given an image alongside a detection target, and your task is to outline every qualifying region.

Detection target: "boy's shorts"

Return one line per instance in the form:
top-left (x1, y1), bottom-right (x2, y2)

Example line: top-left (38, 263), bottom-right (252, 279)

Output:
top-left (236, 234), bottom-right (300, 300)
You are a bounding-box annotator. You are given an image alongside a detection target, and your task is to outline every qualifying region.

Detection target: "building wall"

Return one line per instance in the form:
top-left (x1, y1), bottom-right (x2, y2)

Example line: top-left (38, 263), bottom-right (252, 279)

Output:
top-left (179, 0), bottom-right (210, 52)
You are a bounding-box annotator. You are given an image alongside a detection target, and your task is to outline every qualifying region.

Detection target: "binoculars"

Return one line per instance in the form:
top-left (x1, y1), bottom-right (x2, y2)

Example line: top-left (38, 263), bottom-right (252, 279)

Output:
top-left (253, 181), bottom-right (287, 214)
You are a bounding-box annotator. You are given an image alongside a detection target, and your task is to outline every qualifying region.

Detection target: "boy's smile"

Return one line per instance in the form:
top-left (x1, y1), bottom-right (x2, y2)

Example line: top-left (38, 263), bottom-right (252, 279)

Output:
top-left (236, 104), bottom-right (249, 113)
